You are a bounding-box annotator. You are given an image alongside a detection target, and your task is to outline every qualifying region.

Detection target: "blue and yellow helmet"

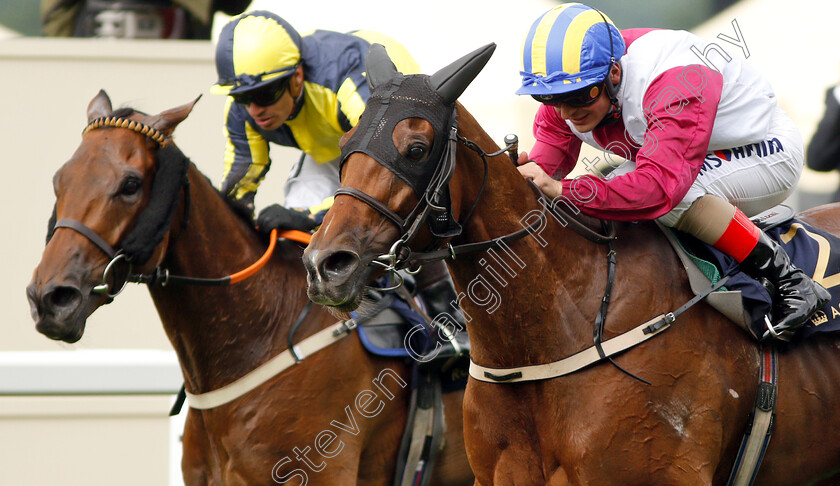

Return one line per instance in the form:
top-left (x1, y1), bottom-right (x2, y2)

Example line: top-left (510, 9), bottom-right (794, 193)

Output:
top-left (517, 3), bottom-right (624, 96)
top-left (211, 11), bottom-right (302, 96)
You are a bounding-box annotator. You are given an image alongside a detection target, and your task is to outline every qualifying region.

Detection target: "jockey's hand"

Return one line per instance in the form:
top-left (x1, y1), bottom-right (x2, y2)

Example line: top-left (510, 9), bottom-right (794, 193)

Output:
top-left (517, 150), bottom-right (531, 165)
top-left (256, 204), bottom-right (317, 233)
top-left (517, 161), bottom-right (563, 198)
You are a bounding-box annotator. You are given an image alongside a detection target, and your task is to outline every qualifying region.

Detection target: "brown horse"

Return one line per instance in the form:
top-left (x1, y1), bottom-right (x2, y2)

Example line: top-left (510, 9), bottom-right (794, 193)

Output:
top-left (25, 90), bottom-right (472, 486)
top-left (303, 44), bottom-right (840, 485)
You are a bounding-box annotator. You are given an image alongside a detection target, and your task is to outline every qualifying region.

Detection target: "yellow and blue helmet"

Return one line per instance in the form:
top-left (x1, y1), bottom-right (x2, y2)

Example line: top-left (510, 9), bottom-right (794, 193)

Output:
top-left (211, 11), bottom-right (302, 96)
top-left (517, 3), bottom-right (624, 96)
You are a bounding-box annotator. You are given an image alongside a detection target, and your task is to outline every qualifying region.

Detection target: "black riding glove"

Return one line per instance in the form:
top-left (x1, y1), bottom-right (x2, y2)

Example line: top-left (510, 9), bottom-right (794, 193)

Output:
top-left (256, 204), bottom-right (317, 233)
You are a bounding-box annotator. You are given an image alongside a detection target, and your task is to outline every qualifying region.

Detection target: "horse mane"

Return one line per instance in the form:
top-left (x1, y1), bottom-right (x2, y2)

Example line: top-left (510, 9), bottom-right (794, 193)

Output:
top-left (217, 187), bottom-right (258, 228)
top-left (120, 142), bottom-right (190, 264)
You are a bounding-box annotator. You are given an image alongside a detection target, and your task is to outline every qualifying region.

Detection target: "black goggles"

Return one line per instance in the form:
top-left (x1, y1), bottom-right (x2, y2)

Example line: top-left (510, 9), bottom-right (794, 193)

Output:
top-left (531, 82), bottom-right (604, 107)
top-left (232, 78), bottom-right (291, 107)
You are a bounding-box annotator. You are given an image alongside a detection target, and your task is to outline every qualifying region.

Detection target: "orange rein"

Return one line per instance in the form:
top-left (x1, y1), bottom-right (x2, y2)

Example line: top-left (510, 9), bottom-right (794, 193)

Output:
top-left (229, 229), bottom-right (312, 284)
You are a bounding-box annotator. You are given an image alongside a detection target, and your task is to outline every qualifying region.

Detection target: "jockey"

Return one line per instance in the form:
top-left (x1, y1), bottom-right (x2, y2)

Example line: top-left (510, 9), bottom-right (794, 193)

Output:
top-left (212, 10), bottom-right (419, 223)
top-left (514, 3), bottom-right (829, 338)
top-left (212, 10), bottom-right (467, 360)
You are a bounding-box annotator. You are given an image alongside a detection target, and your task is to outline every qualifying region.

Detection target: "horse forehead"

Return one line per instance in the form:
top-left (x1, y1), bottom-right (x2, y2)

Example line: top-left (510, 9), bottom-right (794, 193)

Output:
top-left (80, 129), bottom-right (154, 169)
top-left (58, 131), bottom-right (153, 192)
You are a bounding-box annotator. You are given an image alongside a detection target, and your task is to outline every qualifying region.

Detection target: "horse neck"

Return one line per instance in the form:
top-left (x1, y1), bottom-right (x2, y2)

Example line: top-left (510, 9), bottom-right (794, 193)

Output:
top-left (448, 105), bottom-right (608, 367)
top-left (149, 164), bottom-right (311, 393)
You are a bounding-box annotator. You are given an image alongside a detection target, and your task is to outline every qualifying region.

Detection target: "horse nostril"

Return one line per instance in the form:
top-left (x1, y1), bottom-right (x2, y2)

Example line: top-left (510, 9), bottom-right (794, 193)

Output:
top-left (320, 250), bottom-right (360, 281)
top-left (46, 286), bottom-right (82, 312)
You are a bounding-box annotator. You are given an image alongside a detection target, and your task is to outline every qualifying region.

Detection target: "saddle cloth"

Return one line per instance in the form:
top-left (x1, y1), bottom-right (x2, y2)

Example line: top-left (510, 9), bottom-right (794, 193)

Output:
top-left (664, 205), bottom-right (840, 342)
top-left (353, 290), bottom-right (468, 392)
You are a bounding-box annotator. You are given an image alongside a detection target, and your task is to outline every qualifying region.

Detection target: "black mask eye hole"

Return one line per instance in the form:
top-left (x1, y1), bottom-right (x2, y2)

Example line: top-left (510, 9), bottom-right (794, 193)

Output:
top-left (406, 143), bottom-right (428, 162)
top-left (120, 177), bottom-right (142, 197)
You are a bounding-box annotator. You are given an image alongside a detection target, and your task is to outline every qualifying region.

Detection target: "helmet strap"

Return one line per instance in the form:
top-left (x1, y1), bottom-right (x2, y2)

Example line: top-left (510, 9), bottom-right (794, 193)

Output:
top-left (596, 60), bottom-right (622, 127)
top-left (594, 8), bottom-right (622, 126)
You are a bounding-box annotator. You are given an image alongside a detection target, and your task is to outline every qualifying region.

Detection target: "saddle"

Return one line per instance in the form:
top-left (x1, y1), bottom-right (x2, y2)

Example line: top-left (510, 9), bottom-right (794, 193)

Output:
top-left (661, 204), bottom-right (840, 343)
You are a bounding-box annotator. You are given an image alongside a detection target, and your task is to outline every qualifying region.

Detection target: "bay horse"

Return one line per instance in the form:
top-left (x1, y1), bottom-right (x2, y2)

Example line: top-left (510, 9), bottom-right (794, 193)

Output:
top-left (25, 90), bottom-right (472, 486)
top-left (302, 44), bottom-right (840, 484)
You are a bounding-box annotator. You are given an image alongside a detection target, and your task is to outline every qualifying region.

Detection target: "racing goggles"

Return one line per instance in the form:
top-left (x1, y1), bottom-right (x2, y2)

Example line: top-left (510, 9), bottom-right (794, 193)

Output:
top-left (532, 82), bottom-right (604, 107)
top-left (232, 77), bottom-right (291, 107)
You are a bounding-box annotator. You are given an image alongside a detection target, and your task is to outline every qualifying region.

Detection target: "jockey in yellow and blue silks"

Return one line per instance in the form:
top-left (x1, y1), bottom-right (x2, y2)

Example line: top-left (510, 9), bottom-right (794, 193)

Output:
top-left (212, 11), bottom-right (467, 361)
top-left (211, 10), bottom-right (419, 230)
top-left (514, 3), bottom-right (829, 339)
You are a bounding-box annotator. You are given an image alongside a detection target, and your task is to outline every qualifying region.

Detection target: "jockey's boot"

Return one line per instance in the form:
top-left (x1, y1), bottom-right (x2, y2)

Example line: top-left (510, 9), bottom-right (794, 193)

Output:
top-left (676, 195), bottom-right (830, 339)
top-left (739, 231), bottom-right (830, 337)
top-left (414, 262), bottom-right (470, 370)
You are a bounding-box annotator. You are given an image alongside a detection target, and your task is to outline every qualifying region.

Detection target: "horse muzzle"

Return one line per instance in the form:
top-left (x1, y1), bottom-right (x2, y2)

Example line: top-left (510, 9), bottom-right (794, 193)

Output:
top-left (303, 247), bottom-right (369, 311)
top-left (26, 280), bottom-right (88, 343)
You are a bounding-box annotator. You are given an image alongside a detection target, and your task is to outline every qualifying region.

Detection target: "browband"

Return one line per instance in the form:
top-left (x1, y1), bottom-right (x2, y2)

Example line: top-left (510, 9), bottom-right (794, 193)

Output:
top-left (83, 116), bottom-right (168, 146)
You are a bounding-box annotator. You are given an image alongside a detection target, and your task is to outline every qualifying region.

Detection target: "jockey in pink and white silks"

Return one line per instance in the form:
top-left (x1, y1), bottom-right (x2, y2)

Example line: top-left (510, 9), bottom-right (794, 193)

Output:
top-left (514, 2), bottom-right (829, 339)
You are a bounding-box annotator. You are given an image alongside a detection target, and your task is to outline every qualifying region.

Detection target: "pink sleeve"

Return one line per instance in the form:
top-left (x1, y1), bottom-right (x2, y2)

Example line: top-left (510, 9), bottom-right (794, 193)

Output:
top-left (560, 65), bottom-right (723, 221)
top-left (529, 104), bottom-right (582, 178)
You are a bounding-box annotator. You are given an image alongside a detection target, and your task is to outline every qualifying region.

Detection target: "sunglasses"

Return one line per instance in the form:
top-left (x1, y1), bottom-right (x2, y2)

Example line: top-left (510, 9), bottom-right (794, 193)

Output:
top-left (532, 82), bottom-right (604, 107)
top-left (232, 79), bottom-right (290, 107)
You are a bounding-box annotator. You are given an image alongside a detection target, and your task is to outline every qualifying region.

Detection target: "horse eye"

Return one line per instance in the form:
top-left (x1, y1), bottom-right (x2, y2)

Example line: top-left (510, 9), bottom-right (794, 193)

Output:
top-left (406, 144), bottom-right (427, 162)
top-left (120, 178), bottom-right (142, 196)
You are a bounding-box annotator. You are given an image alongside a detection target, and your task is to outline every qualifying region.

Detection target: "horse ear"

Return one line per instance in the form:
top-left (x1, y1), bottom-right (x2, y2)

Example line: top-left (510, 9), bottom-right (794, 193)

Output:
top-left (149, 95), bottom-right (202, 136)
top-left (430, 43), bottom-right (496, 105)
top-left (365, 43), bottom-right (399, 90)
top-left (87, 89), bottom-right (112, 122)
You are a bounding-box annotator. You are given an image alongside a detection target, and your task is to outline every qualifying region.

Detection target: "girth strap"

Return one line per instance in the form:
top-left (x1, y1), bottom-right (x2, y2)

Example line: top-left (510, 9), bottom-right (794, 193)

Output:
top-left (727, 344), bottom-right (778, 486)
top-left (394, 372), bottom-right (444, 486)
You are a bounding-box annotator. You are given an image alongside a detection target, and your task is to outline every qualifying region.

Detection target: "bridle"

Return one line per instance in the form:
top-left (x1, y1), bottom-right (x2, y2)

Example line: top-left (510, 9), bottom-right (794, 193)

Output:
top-left (51, 115), bottom-right (307, 299)
top-left (53, 113), bottom-right (366, 413)
top-left (334, 105), bottom-right (616, 290)
top-left (335, 122), bottom-right (466, 256)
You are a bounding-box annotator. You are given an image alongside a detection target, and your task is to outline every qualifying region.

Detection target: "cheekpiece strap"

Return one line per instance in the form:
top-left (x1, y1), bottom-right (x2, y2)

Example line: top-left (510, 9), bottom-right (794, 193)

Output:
top-left (83, 116), bottom-right (168, 146)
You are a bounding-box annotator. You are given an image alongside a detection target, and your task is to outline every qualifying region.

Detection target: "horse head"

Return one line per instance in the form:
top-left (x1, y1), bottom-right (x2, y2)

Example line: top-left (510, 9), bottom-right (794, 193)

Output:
top-left (26, 90), bottom-right (198, 342)
top-left (304, 43), bottom-right (495, 311)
